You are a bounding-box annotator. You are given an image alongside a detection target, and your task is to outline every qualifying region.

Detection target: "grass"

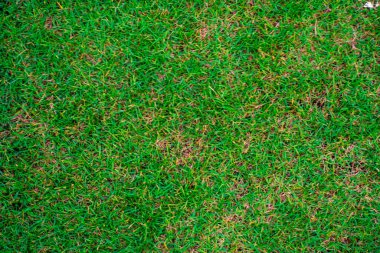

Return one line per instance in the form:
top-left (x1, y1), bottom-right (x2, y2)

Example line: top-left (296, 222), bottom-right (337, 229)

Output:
top-left (1, 0), bottom-right (379, 251)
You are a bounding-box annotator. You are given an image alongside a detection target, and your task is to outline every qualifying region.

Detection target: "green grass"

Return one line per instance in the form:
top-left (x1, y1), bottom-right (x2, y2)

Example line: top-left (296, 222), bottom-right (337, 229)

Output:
top-left (1, 0), bottom-right (379, 251)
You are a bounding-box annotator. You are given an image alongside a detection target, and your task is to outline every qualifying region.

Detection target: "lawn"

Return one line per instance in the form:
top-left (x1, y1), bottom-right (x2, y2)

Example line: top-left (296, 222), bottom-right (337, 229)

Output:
top-left (1, 0), bottom-right (379, 252)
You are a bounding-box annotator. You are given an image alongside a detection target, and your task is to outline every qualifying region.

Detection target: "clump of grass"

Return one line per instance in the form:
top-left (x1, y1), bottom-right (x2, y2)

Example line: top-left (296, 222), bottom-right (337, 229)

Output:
top-left (1, 0), bottom-right (379, 251)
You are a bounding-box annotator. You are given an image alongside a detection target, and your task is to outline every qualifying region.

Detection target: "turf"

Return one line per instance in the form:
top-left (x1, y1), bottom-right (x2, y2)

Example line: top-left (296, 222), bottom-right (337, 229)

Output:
top-left (1, 0), bottom-right (379, 252)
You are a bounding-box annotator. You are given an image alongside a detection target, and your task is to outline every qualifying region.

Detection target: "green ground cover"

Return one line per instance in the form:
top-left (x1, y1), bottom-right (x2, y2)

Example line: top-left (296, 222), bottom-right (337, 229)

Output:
top-left (1, 0), bottom-right (379, 251)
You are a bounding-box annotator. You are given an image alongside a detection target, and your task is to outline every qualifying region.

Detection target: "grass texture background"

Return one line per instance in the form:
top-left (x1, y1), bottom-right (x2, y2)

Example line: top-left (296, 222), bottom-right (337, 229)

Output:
top-left (1, 0), bottom-right (379, 251)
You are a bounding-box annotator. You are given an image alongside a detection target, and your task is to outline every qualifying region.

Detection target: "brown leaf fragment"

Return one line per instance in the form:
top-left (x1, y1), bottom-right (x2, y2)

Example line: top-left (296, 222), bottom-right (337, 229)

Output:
top-left (45, 17), bottom-right (53, 30)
